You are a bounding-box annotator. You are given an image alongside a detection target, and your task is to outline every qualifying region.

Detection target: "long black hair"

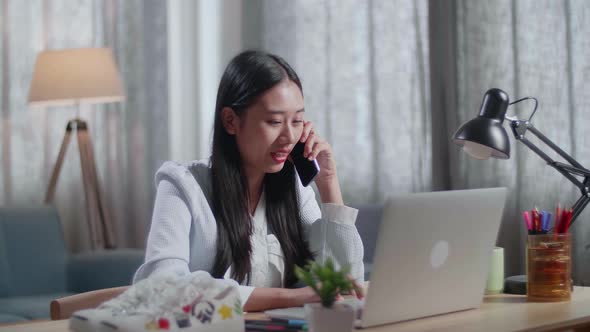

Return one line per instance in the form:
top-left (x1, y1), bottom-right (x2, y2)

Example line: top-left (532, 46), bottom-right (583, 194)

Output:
top-left (210, 50), bottom-right (314, 287)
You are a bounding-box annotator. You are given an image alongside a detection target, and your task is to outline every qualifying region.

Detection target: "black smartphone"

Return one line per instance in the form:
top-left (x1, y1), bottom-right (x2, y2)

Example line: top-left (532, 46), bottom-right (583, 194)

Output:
top-left (291, 142), bottom-right (320, 187)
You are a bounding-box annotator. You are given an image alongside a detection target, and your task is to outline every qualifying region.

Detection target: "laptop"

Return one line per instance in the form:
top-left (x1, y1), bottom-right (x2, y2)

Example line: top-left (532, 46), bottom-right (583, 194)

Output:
top-left (265, 187), bottom-right (507, 328)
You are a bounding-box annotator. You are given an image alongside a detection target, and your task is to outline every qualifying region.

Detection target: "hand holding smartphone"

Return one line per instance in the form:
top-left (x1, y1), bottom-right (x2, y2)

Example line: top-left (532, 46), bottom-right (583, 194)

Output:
top-left (291, 142), bottom-right (320, 187)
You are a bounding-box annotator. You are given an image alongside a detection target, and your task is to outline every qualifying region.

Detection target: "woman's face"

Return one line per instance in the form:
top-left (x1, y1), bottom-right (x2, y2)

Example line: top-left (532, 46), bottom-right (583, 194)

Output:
top-left (223, 79), bottom-right (305, 175)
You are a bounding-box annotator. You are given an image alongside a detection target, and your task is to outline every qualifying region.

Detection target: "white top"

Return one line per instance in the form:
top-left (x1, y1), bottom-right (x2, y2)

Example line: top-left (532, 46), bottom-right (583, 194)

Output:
top-left (133, 159), bottom-right (364, 305)
top-left (246, 191), bottom-right (286, 287)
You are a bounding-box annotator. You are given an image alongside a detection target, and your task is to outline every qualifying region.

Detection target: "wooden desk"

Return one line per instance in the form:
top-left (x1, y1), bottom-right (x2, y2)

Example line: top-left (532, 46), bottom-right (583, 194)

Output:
top-left (4, 287), bottom-right (590, 332)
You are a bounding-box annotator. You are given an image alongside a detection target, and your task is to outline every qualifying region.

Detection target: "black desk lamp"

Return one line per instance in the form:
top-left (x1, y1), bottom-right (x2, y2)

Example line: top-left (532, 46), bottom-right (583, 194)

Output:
top-left (452, 88), bottom-right (590, 227)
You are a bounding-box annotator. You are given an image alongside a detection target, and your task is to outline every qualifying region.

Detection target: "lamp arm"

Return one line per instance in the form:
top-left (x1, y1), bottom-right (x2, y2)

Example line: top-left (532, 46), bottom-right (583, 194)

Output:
top-left (571, 190), bottom-right (590, 224)
top-left (526, 124), bottom-right (586, 170)
top-left (510, 119), bottom-right (590, 226)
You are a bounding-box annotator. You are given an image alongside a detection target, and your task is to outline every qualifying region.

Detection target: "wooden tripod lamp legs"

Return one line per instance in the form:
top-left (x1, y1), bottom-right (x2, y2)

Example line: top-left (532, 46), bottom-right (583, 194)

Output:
top-left (44, 119), bottom-right (116, 249)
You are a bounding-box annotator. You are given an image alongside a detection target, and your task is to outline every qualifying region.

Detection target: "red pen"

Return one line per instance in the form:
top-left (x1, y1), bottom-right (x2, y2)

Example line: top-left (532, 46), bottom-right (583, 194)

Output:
top-left (564, 209), bottom-right (573, 233)
top-left (560, 208), bottom-right (568, 233)
top-left (531, 208), bottom-right (541, 232)
top-left (523, 211), bottom-right (532, 232)
top-left (555, 205), bottom-right (562, 233)
top-left (557, 208), bottom-right (564, 233)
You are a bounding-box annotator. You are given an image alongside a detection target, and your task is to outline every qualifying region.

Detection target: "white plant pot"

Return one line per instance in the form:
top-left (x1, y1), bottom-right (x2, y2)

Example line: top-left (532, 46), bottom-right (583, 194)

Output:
top-left (304, 302), bottom-right (355, 332)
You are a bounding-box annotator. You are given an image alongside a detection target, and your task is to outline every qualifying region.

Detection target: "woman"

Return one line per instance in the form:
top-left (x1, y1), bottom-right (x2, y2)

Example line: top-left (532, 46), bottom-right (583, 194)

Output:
top-left (134, 50), bottom-right (364, 311)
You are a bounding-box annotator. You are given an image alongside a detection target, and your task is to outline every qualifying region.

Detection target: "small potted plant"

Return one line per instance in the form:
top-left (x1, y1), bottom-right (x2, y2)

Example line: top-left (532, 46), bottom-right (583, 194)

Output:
top-left (294, 258), bottom-right (360, 332)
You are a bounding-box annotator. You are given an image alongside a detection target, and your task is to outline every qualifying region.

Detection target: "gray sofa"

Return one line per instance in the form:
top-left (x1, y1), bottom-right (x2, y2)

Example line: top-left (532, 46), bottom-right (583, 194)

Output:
top-left (0, 204), bottom-right (382, 323)
top-left (0, 206), bottom-right (144, 323)
top-left (353, 204), bottom-right (384, 281)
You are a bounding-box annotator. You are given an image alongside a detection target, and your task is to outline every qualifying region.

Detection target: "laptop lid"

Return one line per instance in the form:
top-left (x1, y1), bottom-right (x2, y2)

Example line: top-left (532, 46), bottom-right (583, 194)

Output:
top-left (360, 187), bottom-right (507, 328)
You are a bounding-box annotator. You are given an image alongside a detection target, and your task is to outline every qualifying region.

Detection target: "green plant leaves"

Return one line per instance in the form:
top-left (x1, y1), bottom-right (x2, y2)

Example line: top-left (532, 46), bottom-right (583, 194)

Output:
top-left (294, 257), bottom-right (354, 308)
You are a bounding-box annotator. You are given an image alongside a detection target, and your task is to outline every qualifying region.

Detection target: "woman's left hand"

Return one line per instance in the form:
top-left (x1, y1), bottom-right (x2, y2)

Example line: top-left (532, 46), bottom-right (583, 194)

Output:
top-left (300, 121), bottom-right (337, 183)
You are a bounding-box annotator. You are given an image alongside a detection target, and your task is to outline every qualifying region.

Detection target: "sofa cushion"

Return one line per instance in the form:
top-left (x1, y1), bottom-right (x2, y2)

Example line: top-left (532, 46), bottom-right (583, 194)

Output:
top-left (352, 204), bottom-right (384, 264)
top-left (0, 292), bottom-right (75, 320)
top-left (364, 262), bottom-right (373, 281)
top-left (0, 206), bottom-right (68, 297)
top-left (0, 218), bottom-right (11, 297)
top-left (67, 249), bottom-right (145, 292)
top-left (0, 313), bottom-right (28, 323)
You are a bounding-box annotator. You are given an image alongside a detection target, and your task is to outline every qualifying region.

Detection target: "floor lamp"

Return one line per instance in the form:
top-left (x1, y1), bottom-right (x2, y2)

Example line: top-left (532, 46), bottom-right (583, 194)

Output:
top-left (28, 48), bottom-right (125, 249)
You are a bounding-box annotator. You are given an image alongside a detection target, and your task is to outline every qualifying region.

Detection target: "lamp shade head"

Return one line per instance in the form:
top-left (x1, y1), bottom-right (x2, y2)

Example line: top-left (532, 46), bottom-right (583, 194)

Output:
top-left (452, 88), bottom-right (511, 160)
top-left (28, 48), bottom-right (125, 107)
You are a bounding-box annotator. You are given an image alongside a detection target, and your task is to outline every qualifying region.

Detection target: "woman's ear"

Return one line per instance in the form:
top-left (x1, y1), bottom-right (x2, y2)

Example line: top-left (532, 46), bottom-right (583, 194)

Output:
top-left (221, 107), bottom-right (240, 135)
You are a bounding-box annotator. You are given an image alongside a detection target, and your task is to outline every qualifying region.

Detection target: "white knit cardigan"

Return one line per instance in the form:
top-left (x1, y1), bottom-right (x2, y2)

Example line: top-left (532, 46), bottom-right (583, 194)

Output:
top-left (133, 160), bottom-right (364, 305)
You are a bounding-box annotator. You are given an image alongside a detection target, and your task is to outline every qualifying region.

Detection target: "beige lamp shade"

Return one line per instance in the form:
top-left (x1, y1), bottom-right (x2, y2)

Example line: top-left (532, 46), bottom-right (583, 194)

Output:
top-left (28, 47), bottom-right (125, 107)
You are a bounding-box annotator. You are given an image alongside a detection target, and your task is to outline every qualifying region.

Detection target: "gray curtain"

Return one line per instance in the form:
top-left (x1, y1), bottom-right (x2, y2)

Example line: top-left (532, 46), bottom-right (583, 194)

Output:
top-left (246, 0), bottom-right (432, 204)
top-left (0, 0), bottom-right (167, 251)
top-left (432, 0), bottom-right (590, 281)
top-left (249, 0), bottom-right (590, 282)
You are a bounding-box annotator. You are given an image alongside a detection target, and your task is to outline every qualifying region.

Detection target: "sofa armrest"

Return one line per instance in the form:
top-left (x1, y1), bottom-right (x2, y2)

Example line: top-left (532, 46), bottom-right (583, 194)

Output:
top-left (66, 249), bottom-right (145, 293)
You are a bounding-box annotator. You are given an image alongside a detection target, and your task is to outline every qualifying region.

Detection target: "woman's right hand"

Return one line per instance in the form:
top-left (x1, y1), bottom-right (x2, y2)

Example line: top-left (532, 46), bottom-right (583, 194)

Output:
top-left (286, 286), bottom-right (347, 307)
top-left (286, 286), bottom-right (321, 307)
top-left (245, 285), bottom-right (350, 311)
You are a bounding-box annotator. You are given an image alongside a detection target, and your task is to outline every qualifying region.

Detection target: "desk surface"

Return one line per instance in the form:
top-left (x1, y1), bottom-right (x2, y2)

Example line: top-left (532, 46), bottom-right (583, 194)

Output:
top-left (4, 287), bottom-right (590, 332)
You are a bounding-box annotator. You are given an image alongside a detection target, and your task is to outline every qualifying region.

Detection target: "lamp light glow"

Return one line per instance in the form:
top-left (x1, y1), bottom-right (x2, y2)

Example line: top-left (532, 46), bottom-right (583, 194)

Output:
top-left (28, 48), bottom-right (124, 107)
top-left (462, 141), bottom-right (494, 160)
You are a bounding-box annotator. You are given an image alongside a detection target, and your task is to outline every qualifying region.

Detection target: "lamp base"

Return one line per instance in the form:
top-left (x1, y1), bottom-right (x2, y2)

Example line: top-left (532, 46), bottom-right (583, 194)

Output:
top-left (45, 118), bottom-right (116, 250)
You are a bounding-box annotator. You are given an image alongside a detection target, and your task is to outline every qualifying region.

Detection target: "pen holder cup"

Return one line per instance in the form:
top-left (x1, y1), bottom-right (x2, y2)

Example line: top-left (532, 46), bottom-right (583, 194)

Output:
top-left (526, 233), bottom-right (572, 302)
